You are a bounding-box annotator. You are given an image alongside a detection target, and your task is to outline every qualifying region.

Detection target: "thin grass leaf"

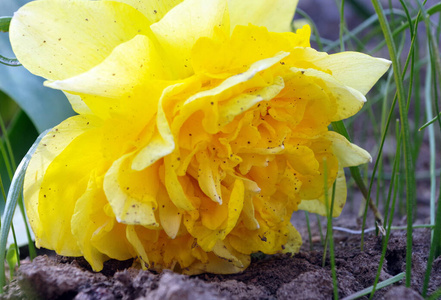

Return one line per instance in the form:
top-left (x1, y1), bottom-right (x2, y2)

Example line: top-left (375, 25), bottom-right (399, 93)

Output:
top-left (368, 118), bottom-right (401, 299)
top-left (423, 49), bottom-right (437, 235)
top-left (418, 0), bottom-right (441, 294)
top-left (427, 286), bottom-right (441, 300)
top-left (331, 121), bottom-right (384, 236)
top-left (423, 189), bottom-right (441, 297)
top-left (0, 17), bottom-right (20, 66)
top-left (324, 9), bottom-right (407, 53)
top-left (371, 1), bottom-right (416, 286)
top-left (419, 112), bottom-right (441, 130)
top-left (341, 272), bottom-right (405, 300)
top-left (371, 3), bottom-right (441, 52)
top-left (0, 119), bottom-right (16, 170)
top-left (346, 0), bottom-right (371, 19)
top-left (0, 111), bottom-right (36, 259)
top-left (333, 224), bottom-right (434, 234)
top-left (337, 0), bottom-right (346, 51)
top-left (0, 55), bottom-right (21, 67)
top-left (0, 111), bottom-right (20, 262)
top-left (383, 120), bottom-right (400, 229)
top-left (322, 159), bottom-right (338, 299)
top-left (379, 72), bottom-right (394, 225)
top-left (0, 129), bottom-right (50, 292)
top-left (422, 69), bottom-right (441, 295)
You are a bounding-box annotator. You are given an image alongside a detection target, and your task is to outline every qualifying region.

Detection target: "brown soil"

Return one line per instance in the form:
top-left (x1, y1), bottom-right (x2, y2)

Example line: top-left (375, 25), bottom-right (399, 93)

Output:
top-left (1, 225), bottom-right (440, 300)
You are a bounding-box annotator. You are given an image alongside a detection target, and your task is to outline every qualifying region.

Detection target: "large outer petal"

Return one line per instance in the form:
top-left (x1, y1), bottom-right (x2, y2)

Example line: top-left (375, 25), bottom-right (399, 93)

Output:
top-left (312, 52), bottom-right (391, 95)
top-left (114, 0), bottom-right (183, 23)
top-left (10, 0), bottom-right (151, 80)
top-left (24, 115), bottom-right (102, 255)
top-left (150, 0), bottom-right (229, 78)
top-left (228, 0), bottom-right (298, 33)
top-left (46, 35), bottom-right (170, 98)
top-left (35, 125), bottom-right (110, 255)
top-left (325, 131), bottom-right (372, 167)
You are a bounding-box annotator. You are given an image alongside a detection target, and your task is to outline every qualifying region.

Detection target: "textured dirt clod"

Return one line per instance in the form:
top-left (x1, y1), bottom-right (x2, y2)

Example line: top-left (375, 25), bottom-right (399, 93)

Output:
top-left (2, 229), bottom-right (440, 300)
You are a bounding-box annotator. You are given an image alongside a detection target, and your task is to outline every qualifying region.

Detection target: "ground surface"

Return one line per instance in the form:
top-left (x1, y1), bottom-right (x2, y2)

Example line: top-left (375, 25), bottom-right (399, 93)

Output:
top-left (1, 225), bottom-right (440, 300)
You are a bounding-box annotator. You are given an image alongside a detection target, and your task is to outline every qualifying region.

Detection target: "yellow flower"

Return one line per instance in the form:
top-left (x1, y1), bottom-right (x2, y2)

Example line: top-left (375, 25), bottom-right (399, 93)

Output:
top-left (11, 0), bottom-right (390, 274)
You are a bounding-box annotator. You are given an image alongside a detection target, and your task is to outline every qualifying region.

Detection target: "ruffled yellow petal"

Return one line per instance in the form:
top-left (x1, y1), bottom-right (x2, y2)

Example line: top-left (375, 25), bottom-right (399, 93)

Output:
top-left (131, 84), bottom-right (177, 170)
top-left (90, 205), bottom-right (132, 265)
top-left (297, 166), bottom-right (347, 217)
top-left (163, 157), bottom-right (197, 211)
top-left (10, 0), bottom-right (151, 80)
top-left (228, 0), bottom-right (298, 33)
top-left (126, 225), bottom-right (150, 268)
top-left (157, 185), bottom-right (182, 239)
top-left (192, 24), bottom-right (310, 76)
top-left (229, 219), bottom-right (301, 254)
top-left (178, 51), bottom-right (289, 134)
top-left (150, 0), bottom-right (229, 78)
top-left (71, 175), bottom-right (132, 271)
top-left (290, 66), bottom-right (367, 122)
top-left (103, 153), bottom-right (159, 227)
top-left (71, 177), bottom-right (107, 270)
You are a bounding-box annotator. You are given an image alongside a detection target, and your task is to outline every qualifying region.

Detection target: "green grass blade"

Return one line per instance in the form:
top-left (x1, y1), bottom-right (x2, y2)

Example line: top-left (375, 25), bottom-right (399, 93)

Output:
top-left (0, 55), bottom-right (21, 67)
top-left (324, 8), bottom-right (407, 53)
top-left (331, 121), bottom-right (384, 228)
top-left (0, 111), bottom-right (37, 259)
top-left (322, 159), bottom-right (338, 299)
top-left (371, 0), bottom-right (416, 287)
top-left (0, 129), bottom-right (49, 292)
top-left (419, 112), bottom-right (441, 130)
top-left (423, 49), bottom-right (437, 234)
top-left (423, 189), bottom-right (441, 296)
top-left (0, 115), bottom-right (15, 180)
top-left (0, 117), bottom-right (16, 170)
top-left (337, 0), bottom-right (346, 51)
top-left (370, 3), bottom-right (441, 53)
top-left (369, 118), bottom-right (401, 299)
top-left (0, 16), bottom-right (20, 66)
top-left (427, 286), bottom-right (441, 300)
top-left (341, 272), bottom-right (405, 300)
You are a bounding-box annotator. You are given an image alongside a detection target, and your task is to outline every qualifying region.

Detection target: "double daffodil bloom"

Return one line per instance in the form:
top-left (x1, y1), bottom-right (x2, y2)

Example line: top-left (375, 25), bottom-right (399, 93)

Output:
top-left (11, 0), bottom-right (390, 274)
